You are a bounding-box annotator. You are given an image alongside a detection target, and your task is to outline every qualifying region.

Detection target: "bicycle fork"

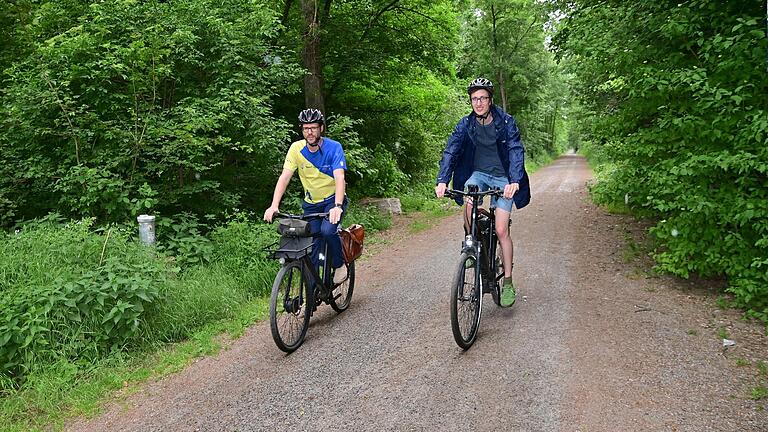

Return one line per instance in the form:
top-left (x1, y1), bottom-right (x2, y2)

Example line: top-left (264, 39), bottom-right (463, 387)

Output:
top-left (461, 236), bottom-right (484, 316)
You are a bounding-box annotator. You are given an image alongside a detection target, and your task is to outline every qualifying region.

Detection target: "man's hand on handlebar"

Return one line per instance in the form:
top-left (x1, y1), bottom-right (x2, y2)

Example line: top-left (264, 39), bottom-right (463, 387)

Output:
top-left (435, 182), bottom-right (447, 198)
top-left (503, 183), bottom-right (519, 200)
top-left (263, 206), bottom-right (279, 223)
top-left (329, 206), bottom-right (343, 224)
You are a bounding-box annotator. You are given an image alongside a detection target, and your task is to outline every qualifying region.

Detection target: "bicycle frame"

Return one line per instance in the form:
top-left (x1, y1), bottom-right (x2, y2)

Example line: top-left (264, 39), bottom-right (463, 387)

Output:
top-left (453, 187), bottom-right (503, 295)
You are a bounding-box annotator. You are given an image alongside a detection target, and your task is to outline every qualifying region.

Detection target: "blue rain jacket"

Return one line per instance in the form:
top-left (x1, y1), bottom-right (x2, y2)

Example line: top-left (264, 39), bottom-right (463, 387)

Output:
top-left (436, 105), bottom-right (531, 209)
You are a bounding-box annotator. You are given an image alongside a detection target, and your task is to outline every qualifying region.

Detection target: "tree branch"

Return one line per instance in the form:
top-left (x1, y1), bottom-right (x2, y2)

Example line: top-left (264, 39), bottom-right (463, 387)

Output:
top-left (42, 72), bottom-right (81, 165)
top-left (392, 5), bottom-right (451, 30)
top-left (359, 0), bottom-right (401, 42)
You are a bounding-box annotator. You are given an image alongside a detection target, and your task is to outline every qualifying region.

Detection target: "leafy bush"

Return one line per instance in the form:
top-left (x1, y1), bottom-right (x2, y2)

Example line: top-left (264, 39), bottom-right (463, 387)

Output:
top-left (155, 214), bottom-right (213, 269)
top-left (0, 0), bottom-right (300, 225)
top-left (555, 0), bottom-right (768, 321)
top-left (0, 219), bottom-right (168, 386)
top-left (344, 204), bottom-right (392, 232)
top-left (0, 214), bottom-right (286, 389)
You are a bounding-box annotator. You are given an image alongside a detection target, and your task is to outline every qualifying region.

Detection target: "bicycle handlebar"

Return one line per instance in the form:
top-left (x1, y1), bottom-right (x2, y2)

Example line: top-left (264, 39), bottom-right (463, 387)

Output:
top-left (443, 188), bottom-right (503, 200)
top-left (273, 211), bottom-right (329, 220)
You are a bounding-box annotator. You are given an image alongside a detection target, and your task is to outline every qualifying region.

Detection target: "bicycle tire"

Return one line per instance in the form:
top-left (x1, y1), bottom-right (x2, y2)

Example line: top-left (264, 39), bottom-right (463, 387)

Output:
top-left (450, 252), bottom-right (482, 349)
top-left (491, 241), bottom-right (502, 306)
top-left (330, 261), bottom-right (355, 312)
top-left (269, 261), bottom-right (311, 353)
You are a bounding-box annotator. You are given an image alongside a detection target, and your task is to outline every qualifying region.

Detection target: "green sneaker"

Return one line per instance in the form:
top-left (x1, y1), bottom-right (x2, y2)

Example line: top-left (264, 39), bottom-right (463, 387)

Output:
top-left (500, 277), bottom-right (516, 307)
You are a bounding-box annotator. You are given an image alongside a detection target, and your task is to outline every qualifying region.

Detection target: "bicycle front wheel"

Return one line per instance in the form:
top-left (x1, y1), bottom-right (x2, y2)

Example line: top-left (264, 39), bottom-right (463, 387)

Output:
top-left (330, 261), bottom-right (355, 312)
top-left (270, 261), bottom-right (311, 353)
top-left (450, 252), bottom-right (482, 349)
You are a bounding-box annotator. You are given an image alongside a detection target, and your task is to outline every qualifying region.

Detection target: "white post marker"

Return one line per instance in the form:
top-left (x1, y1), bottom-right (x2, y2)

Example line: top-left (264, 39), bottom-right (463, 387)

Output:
top-left (137, 214), bottom-right (156, 246)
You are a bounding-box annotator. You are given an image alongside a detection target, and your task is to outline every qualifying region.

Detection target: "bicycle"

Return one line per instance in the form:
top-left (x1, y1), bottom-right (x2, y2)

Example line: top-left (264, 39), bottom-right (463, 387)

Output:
top-left (265, 212), bottom-right (355, 353)
top-left (442, 186), bottom-right (514, 350)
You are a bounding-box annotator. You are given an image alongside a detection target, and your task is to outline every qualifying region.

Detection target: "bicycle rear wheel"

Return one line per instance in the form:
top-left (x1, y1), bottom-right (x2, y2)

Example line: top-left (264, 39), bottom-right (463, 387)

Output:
top-left (450, 252), bottom-right (482, 349)
top-left (491, 242), bottom-right (502, 306)
top-left (330, 261), bottom-right (355, 312)
top-left (270, 261), bottom-right (311, 353)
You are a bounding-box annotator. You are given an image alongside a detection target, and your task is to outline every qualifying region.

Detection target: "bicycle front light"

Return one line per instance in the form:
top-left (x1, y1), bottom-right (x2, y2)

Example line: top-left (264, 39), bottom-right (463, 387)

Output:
top-left (279, 257), bottom-right (285, 265)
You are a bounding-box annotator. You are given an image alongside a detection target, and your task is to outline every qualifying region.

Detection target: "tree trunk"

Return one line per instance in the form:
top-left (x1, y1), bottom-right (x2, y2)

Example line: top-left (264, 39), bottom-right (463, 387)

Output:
top-left (301, 0), bottom-right (324, 111)
top-left (490, 5), bottom-right (508, 112)
top-left (497, 70), bottom-right (508, 113)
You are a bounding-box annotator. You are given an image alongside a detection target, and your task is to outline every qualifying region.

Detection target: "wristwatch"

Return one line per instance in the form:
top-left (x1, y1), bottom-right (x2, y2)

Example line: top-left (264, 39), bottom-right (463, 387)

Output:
top-left (335, 202), bottom-right (344, 209)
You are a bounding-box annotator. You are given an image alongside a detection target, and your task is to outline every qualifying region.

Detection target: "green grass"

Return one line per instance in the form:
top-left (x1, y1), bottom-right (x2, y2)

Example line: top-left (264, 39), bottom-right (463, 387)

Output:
top-left (751, 385), bottom-right (768, 401)
top-left (717, 327), bottom-right (730, 340)
top-left (408, 205), bottom-right (456, 233)
top-left (735, 358), bottom-right (750, 367)
top-left (0, 295), bottom-right (271, 432)
top-left (757, 361), bottom-right (768, 377)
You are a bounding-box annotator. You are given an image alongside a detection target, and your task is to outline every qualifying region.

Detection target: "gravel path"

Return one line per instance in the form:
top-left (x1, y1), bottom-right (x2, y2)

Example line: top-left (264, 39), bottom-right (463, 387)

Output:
top-left (68, 154), bottom-right (768, 432)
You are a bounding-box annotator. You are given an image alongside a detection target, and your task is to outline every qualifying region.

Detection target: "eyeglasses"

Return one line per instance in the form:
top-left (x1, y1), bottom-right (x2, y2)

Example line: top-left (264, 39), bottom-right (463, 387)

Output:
top-left (301, 126), bottom-right (321, 132)
top-left (470, 96), bottom-right (490, 104)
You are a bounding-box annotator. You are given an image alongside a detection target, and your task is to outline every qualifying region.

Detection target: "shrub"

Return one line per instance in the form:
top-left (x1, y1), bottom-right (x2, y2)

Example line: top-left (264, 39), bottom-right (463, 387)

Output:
top-left (0, 219), bottom-right (168, 386)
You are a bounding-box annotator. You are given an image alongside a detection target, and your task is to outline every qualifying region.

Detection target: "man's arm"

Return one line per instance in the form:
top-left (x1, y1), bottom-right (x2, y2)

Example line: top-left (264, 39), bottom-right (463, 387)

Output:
top-left (504, 117), bottom-right (525, 184)
top-left (264, 169), bottom-right (294, 222)
top-left (436, 118), bottom-right (468, 186)
top-left (502, 116), bottom-right (524, 200)
top-left (329, 168), bottom-right (346, 224)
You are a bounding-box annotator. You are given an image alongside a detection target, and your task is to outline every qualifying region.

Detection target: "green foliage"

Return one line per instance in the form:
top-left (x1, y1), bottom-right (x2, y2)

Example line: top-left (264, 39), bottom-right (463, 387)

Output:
top-left (207, 214), bottom-right (280, 296)
top-left (0, 213), bottom-right (282, 394)
top-left (0, 219), bottom-right (167, 386)
top-left (458, 0), bottom-right (566, 161)
top-left (278, 0), bottom-right (464, 196)
top-left (751, 385), bottom-right (768, 401)
top-left (1, 0), bottom-right (301, 224)
top-left (155, 214), bottom-right (213, 269)
top-left (344, 204), bottom-right (393, 233)
top-left (553, 0), bottom-right (768, 320)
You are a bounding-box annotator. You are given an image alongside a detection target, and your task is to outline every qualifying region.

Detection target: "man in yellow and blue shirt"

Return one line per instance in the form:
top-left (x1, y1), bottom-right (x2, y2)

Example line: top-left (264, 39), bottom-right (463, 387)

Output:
top-left (264, 109), bottom-right (348, 272)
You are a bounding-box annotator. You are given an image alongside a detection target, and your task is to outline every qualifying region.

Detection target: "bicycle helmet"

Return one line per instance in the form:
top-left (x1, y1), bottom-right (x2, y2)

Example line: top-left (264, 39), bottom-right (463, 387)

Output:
top-left (298, 108), bottom-right (324, 125)
top-left (467, 78), bottom-right (494, 96)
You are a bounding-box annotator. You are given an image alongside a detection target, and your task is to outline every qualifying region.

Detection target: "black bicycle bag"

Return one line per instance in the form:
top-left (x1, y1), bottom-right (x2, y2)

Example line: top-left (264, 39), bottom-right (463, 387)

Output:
top-left (277, 218), bottom-right (312, 237)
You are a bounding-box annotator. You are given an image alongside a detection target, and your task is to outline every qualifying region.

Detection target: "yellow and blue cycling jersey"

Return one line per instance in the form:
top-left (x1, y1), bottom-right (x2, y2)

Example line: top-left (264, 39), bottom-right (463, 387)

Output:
top-left (283, 138), bottom-right (347, 204)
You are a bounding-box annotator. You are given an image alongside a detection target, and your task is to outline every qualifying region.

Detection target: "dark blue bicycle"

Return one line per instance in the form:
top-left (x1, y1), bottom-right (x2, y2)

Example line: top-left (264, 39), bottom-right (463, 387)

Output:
top-left (443, 187), bottom-right (513, 349)
top-left (266, 212), bottom-right (355, 353)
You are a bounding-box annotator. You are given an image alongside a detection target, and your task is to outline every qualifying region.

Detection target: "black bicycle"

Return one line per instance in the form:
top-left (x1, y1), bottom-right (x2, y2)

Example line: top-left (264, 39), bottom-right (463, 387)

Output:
top-left (266, 212), bottom-right (355, 353)
top-left (442, 186), bottom-right (514, 349)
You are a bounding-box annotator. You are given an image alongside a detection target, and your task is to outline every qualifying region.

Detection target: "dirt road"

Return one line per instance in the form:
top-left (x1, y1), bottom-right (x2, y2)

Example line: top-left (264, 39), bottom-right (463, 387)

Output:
top-left (69, 155), bottom-right (767, 431)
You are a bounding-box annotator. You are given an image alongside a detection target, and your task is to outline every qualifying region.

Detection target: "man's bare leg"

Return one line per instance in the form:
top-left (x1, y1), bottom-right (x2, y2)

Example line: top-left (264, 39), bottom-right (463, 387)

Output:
top-left (495, 209), bottom-right (513, 277)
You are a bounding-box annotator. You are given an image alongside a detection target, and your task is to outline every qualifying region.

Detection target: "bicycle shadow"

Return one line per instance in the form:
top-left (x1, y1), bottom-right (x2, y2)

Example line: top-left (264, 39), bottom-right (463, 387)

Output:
top-left (306, 293), bottom-right (371, 331)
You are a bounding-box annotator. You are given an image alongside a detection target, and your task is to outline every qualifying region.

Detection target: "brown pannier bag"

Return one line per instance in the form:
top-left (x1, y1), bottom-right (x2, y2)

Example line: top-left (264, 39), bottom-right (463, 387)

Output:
top-left (340, 224), bottom-right (365, 263)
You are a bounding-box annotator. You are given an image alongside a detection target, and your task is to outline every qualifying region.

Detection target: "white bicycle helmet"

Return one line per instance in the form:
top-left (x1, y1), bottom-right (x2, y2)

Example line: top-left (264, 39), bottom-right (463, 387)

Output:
top-left (298, 108), bottom-right (324, 124)
top-left (467, 78), bottom-right (494, 95)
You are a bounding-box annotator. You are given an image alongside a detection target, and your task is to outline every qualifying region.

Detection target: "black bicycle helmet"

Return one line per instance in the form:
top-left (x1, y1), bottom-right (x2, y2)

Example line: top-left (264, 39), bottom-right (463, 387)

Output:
top-left (467, 77), bottom-right (494, 96)
top-left (298, 108), bottom-right (324, 125)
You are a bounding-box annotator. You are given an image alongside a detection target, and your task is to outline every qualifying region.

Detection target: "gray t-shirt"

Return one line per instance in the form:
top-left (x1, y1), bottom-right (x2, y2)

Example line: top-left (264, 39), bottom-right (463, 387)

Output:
top-left (472, 121), bottom-right (505, 177)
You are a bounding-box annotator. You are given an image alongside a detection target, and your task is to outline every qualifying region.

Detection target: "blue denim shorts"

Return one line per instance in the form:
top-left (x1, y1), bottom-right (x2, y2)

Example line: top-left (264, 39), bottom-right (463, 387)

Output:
top-left (465, 171), bottom-right (514, 212)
